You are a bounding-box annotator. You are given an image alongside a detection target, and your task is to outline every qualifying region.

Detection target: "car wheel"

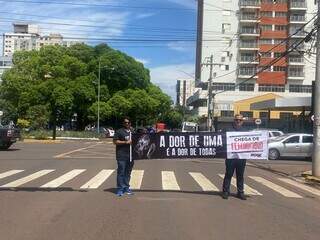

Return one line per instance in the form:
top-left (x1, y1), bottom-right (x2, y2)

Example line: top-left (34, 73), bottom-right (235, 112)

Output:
top-left (269, 149), bottom-right (280, 160)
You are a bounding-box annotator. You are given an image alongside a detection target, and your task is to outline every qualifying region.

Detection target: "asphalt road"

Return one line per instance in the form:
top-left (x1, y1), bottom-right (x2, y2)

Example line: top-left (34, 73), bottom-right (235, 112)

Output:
top-left (0, 140), bottom-right (319, 240)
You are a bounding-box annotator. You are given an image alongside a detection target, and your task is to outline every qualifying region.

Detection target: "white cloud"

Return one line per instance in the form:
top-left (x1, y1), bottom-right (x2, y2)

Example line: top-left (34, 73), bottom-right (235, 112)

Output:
top-left (135, 58), bottom-right (149, 65)
top-left (135, 13), bottom-right (157, 19)
top-left (167, 41), bottom-right (192, 52)
top-left (166, 0), bottom-right (196, 9)
top-left (150, 63), bottom-right (195, 102)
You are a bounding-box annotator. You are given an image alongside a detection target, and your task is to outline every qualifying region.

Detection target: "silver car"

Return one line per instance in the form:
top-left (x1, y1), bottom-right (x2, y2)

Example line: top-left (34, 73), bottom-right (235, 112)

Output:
top-left (268, 133), bottom-right (313, 160)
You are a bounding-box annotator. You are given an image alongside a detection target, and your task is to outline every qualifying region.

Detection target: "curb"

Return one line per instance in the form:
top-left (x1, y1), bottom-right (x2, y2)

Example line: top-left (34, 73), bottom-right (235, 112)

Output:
top-left (23, 139), bottom-right (63, 144)
top-left (301, 171), bottom-right (320, 183)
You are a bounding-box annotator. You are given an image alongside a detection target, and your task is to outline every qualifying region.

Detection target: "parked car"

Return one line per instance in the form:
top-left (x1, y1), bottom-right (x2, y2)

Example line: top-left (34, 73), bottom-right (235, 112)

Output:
top-left (268, 133), bottom-right (313, 160)
top-left (0, 127), bottom-right (21, 150)
top-left (105, 127), bottom-right (115, 138)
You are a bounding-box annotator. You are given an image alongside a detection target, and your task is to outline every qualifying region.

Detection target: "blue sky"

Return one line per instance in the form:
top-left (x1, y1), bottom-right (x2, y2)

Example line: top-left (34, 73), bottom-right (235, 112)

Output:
top-left (0, 0), bottom-right (198, 101)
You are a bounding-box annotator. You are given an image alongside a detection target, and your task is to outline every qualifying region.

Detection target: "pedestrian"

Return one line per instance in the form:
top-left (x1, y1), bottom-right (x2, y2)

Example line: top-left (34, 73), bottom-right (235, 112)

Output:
top-left (113, 117), bottom-right (134, 196)
top-left (222, 114), bottom-right (247, 200)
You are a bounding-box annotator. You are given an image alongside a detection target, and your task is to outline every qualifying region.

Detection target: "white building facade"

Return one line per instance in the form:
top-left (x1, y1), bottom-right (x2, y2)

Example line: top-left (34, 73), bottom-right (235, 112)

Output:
top-left (190, 0), bottom-right (317, 118)
top-left (0, 56), bottom-right (12, 82)
top-left (3, 23), bottom-right (81, 57)
top-left (176, 79), bottom-right (195, 107)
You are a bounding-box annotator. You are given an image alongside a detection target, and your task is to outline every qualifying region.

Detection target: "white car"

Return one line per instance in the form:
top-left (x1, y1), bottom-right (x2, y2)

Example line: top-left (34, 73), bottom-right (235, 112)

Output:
top-left (252, 129), bottom-right (284, 140)
top-left (268, 133), bottom-right (313, 160)
top-left (105, 128), bottom-right (115, 138)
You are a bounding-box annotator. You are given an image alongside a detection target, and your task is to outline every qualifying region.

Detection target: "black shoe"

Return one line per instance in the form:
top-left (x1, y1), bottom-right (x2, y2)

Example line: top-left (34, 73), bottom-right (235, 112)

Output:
top-left (237, 192), bottom-right (247, 200)
top-left (222, 192), bottom-right (229, 199)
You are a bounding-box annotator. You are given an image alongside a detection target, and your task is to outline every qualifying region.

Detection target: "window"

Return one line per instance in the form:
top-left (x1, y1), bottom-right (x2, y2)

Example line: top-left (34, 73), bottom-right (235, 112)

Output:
top-left (221, 56), bottom-right (226, 62)
top-left (260, 11), bottom-right (273, 17)
top-left (260, 112), bottom-right (269, 119)
top-left (239, 83), bottom-right (254, 91)
top-left (222, 23), bottom-right (231, 33)
top-left (284, 136), bottom-right (300, 144)
top-left (260, 52), bottom-right (272, 57)
top-left (275, 25), bottom-right (287, 31)
top-left (275, 12), bottom-right (287, 17)
top-left (274, 52), bottom-right (283, 58)
top-left (240, 111), bottom-right (253, 118)
top-left (260, 39), bottom-right (272, 45)
top-left (212, 83), bottom-right (235, 91)
top-left (289, 85), bottom-right (312, 93)
top-left (273, 66), bottom-right (286, 72)
top-left (303, 136), bottom-right (313, 143)
top-left (274, 39), bottom-right (284, 44)
top-left (259, 84), bottom-right (285, 92)
top-left (261, 25), bottom-right (272, 31)
top-left (280, 112), bottom-right (293, 120)
top-left (221, 110), bottom-right (234, 117)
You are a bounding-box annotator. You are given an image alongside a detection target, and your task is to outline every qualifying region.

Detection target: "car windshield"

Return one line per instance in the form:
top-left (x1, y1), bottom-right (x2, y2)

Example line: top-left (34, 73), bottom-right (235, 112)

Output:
top-left (273, 134), bottom-right (293, 141)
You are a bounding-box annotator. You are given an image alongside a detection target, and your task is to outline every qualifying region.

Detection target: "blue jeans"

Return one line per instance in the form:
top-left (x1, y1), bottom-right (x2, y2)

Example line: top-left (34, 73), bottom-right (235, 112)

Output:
top-left (117, 160), bottom-right (134, 191)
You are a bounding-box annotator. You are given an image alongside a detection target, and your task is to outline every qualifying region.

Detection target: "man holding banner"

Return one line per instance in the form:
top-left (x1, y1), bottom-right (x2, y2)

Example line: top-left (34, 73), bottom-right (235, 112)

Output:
top-left (113, 117), bottom-right (134, 197)
top-left (222, 114), bottom-right (247, 200)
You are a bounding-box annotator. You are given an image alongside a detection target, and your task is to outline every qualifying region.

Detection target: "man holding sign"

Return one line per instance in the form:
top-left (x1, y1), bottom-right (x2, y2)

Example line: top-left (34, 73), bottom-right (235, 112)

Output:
top-left (222, 114), bottom-right (247, 200)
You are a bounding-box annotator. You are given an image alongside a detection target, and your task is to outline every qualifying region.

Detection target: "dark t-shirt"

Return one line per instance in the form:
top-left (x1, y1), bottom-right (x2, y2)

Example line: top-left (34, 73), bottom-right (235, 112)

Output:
top-left (113, 128), bottom-right (131, 160)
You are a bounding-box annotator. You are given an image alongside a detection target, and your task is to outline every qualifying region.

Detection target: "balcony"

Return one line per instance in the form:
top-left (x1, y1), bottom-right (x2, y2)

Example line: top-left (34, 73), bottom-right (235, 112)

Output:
top-left (239, 41), bottom-right (259, 50)
top-left (239, 55), bottom-right (259, 64)
top-left (240, 13), bottom-right (260, 23)
top-left (186, 89), bottom-right (207, 106)
top-left (240, 0), bottom-right (261, 9)
top-left (239, 28), bottom-right (260, 37)
top-left (289, 28), bottom-right (307, 38)
top-left (290, 1), bottom-right (307, 10)
top-left (238, 68), bottom-right (258, 78)
top-left (288, 56), bottom-right (304, 65)
top-left (288, 69), bottom-right (305, 79)
top-left (290, 15), bottom-right (306, 24)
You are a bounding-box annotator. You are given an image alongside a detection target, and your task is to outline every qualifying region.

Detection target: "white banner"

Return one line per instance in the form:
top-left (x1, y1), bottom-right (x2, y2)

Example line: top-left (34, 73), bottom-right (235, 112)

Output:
top-left (226, 131), bottom-right (269, 160)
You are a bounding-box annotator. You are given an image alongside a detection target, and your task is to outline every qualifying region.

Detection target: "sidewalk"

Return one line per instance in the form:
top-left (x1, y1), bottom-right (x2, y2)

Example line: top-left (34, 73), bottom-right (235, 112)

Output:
top-left (249, 160), bottom-right (320, 185)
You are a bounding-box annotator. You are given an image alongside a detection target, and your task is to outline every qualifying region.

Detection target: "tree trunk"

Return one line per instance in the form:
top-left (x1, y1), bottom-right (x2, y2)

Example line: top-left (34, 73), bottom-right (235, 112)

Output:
top-left (52, 112), bottom-right (57, 140)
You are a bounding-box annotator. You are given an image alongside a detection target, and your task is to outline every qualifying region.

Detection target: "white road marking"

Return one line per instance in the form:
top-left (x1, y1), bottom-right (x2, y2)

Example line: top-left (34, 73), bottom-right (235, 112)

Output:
top-left (80, 169), bottom-right (114, 189)
top-left (130, 170), bottom-right (144, 189)
top-left (0, 170), bottom-right (24, 180)
top-left (218, 174), bottom-right (262, 195)
top-left (189, 172), bottom-right (219, 191)
top-left (40, 169), bottom-right (86, 188)
top-left (162, 171), bottom-right (180, 190)
top-left (249, 176), bottom-right (302, 198)
top-left (0, 170), bottom-right (55, 187)
top-left (278, 178), bottom-right (320, 197)
top-left (54, 143), bottom-right (101, 158)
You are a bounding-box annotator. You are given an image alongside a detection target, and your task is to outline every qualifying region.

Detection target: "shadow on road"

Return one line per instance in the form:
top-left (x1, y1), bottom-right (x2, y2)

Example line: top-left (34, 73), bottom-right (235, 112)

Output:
top-left (0, 187), bottom-right (88, 192)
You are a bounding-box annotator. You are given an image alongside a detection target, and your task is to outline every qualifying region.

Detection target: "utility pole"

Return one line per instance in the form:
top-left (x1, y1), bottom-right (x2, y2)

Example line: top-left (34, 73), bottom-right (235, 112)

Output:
top-left (313, 1), bottom-right (320, 177)
top-left (202, 54), bottom-right (222, 131)
top-left (97, 58), bottom-right (101, 134)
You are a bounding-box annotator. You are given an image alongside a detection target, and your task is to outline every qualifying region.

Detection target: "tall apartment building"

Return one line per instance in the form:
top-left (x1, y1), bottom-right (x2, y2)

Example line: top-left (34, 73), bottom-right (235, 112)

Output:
top-left (176, 79), bottom-right (195, 107)
top-left (0, 56), bottom-right (12, 82)
top-left (189, 0), bottom-right (317, 119)
top-left (3, 23), bottom-right (80, 57)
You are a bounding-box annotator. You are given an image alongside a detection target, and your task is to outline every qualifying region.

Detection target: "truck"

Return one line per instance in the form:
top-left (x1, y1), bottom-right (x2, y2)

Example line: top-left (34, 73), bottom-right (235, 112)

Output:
top-left (0, 127), bottom-right (21, 150)
top-left (181, 122), bottom-right (199, 132)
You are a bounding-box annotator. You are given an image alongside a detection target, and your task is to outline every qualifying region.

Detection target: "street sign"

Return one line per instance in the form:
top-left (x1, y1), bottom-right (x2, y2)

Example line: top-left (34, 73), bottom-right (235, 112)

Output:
top-left (255, 118), bottom-right (262, 125)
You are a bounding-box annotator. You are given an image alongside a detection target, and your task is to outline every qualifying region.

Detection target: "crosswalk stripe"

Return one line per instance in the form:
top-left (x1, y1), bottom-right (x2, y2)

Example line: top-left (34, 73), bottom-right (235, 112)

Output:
top-left (218, 174), bottom-right (262, 196)
top-left (40, 169), bottom-right (86, 188)
top-left (249, 176), bottom-right (302, 198)
top-left (278, 178), bottom-right (320, 197)
top-left (189, 172), bottom-right (219, 191)
top-left (130, 170), bottom-right (144, 189)
top-left (162, 171), bottom-right (180, 190)
top-left (0, 170), bottom-right (24, 180)
top-left (80, 169), bottom-right (114, 189)
top-left (0, 170), bottom-right (55, 188)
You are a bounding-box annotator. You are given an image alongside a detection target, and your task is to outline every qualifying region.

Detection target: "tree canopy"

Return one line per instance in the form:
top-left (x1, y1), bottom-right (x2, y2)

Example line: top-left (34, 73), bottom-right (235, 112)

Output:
top-left (0, 43), bottom-right (176, 137)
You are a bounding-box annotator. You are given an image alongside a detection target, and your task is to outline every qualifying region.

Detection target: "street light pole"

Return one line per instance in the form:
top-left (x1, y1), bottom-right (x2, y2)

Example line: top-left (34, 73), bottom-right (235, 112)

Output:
top-left (97, 58), bottom-right (101, 134)
top-left (312, 2), bottom-right (320, 177)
